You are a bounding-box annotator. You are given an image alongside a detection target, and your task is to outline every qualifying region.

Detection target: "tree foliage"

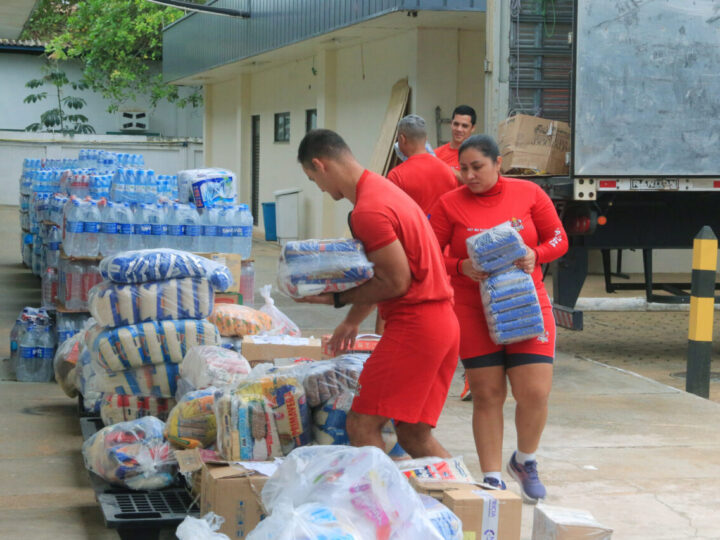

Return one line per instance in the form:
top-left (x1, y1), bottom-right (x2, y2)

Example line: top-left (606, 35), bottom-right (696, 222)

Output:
top-left (24, 62), bottom-right (95, 134)
top-left (43, 0), bottom-right (202, 112)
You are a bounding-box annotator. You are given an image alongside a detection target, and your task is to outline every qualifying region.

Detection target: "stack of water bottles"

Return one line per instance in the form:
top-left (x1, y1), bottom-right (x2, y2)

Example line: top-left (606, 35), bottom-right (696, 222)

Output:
top-left (10, 307), bottom-right (56, 382)
top-left (466, 222), bottom-right (545, 344)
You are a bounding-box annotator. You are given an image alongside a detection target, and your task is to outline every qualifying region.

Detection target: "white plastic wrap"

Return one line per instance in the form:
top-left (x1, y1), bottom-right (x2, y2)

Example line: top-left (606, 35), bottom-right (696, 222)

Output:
top-left (396, 456), bottom-right (476, 483)
top-left (257, 284), bottom-right (301, 336)
top-left (81, 416), bottom-right (176, 490)
top-left (246, 503), bottom-right (363, 540)
top-left (420, 495), bottom-right (463, 540)
top-left (209, 304), bottom-right (273, 337)
top-left (53, 331), bottom-right (83, 398)
top-left (177, 168), bottom-right (236, 208)
top-left (99, 248), bottom-right (233, 291)
top-left (180, 345), bottom-right (251, 391)
top-left (89, 277), bottom-right (215, 328)
top-left (466, 222), bottom-right (544, 344)
top-left (100, 394), bottom-right (175, 426)
top-left (277, 239), bottom-right (374, 298)
top-left (85, 319), bottom-right (221, 373)
top-left (260, 446), bottom-right (444, 540)
top-left (91, 362), bottom-right (181, 398)
top-left (165, 387), bottom-right (217, 449)
top-left (176, 513), bottom-right (230, 540)
top-left (213, 369), bottom-right (312, 460)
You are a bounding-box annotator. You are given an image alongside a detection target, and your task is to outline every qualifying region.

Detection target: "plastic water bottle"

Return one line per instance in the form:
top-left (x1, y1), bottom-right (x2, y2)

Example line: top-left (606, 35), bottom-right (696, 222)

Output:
top-left (63, 198), bottom-right (82, 257)
top-left (201, 207), bottom-right (219, 253)
top-left (216, 205), bottom-right (235, 253)
top-left (18, 322), bottom-right (39, 381)
top-left (115, 202), bottom-right (134, 252)
top-left (145, 203), bottom-right (165, 249)
top-left (82, 200), bottom-right (101, 257)
top-left (145, 170), bottom-right (157, 203)
top-left (180, 204), bottom-right (201, 252)
top-left (133, 203), bottom-right (151, 249)
top-left (46, 225), bottom-right (62, 268)
top-left (238, 204), bottom-right (253, 258)
top-left (165, 203), bottom-right (182, 250)
top-left (42, 267), bottom-right (58, 308)
top-left (100, 201), bottom-right (118, 256)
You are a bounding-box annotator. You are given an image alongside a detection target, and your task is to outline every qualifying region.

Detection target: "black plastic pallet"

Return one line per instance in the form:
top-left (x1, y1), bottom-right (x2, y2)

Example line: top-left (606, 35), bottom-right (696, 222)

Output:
top-left (79, 415), bottom-right (199, 539)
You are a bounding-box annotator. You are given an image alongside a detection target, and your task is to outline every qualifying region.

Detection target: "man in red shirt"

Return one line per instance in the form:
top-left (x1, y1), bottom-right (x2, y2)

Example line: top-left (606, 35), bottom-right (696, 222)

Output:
top-left (296, 129), bottom-right (460, 458)
top-left (435, 105), bottom-right (477, 180)
top-left (387, 114), bottom-right (459, 215)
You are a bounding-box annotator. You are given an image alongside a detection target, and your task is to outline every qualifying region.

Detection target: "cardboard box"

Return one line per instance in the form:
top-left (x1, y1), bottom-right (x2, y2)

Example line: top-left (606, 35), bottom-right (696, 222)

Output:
top-left (411, 478), bottom-right (522, 540)
top-left (321, 333), bottom-right (380, 358)
top-left (214, 291), bottom-right (243, 305)
top-left (497, 114), bottom-right (571, 175)
top-left (199, 253), bottom-right (243, 293)
top-left (532, 505), bottom-right (613, 540)
top-left (241, 335), bottom-right (323, 363)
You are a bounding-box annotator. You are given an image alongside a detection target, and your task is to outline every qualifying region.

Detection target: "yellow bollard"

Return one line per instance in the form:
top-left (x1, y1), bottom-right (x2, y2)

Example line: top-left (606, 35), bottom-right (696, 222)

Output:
top-left (687, 226), bottom-right (717, 398)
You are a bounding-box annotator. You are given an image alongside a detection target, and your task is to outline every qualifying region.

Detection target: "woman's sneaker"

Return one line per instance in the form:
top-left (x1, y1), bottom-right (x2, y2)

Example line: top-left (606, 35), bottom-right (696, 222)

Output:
top-left (482, 476), bottom-right (507, 490)
top-left (460, 374), bottom-right (472, 401)
top-left (506, 452), bottom-right (546, 503)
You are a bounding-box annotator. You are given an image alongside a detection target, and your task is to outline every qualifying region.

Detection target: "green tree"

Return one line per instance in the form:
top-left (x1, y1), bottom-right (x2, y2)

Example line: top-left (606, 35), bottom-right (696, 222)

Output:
top-left (44, 0), bottom-right (202, 112)
top-left (24, 62), bottom-right (94, 134)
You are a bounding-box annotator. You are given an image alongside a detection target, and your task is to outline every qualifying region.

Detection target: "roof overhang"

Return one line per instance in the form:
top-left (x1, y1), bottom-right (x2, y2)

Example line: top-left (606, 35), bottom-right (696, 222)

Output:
top-left (0, 0), bottom-right (40, 40)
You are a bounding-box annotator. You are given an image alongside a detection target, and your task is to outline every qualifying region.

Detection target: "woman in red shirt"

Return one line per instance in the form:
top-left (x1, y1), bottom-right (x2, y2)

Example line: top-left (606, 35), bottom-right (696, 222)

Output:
top-left (430, 134), bottom-right (568, 502)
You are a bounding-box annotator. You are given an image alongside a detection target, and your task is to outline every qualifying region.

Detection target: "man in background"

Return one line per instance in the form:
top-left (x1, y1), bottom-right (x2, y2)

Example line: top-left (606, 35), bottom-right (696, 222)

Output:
top-left (435, 105), bottom-right (477, 181)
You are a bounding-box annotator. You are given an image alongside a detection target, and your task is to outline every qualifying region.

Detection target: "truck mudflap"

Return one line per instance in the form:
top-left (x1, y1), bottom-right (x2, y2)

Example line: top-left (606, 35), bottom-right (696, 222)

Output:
top-left (553, 304), bottom-right (583, 331)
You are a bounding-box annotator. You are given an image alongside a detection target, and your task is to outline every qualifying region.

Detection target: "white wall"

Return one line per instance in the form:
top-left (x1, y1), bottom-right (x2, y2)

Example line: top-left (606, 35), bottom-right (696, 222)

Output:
top-left (0, 53), bottom-right (203, 138)
top-left (0, 131), bottom-right (202, 206)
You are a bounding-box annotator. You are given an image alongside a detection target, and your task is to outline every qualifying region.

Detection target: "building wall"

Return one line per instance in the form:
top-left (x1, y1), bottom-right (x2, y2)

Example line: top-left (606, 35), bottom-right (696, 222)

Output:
top-left (0, 53), bottom-right (203, 138)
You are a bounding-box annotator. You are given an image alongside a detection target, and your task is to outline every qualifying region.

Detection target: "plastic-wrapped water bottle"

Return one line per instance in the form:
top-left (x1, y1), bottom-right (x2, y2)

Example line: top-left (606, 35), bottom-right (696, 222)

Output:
top-left (201, 206), bottom-right (219, 253)
top-left (145, 170), bottom-right (157, 203)
top-left (132, 203), bottom-right (150, 249)
top-left (145, 203), bottom-right (165, 249)
top-left (134, 170), bottom-right (146, 205)
top-left (111, 168), bottom-right (124, 202)
top-left (82, 200), bottom-right (101, 257)
top-left (115, 202), bottom-right (134, 252)
top-left (238, 203), bottom-right (253, 258)
top-left (216, 205), bottom-right (235, 253)
top-left (42, 267), bottom-right (58, 308)
top-left (180, 204), bottom-right (201, 252)
top-left (63, 198), bottom-right (82, 257)
top-left (100, 201), bottom-right (117, 256)
top-left (165, 203), bottom-right (182, 250)
top-left (46, 225), bottom-right (62, 268)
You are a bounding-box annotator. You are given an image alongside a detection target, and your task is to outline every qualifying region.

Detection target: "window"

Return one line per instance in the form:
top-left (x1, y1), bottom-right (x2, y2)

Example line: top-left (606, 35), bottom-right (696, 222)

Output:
top-left (274, 112), bottom-right (290, 142)
top-left (305, 108), bottom-right (317, 132)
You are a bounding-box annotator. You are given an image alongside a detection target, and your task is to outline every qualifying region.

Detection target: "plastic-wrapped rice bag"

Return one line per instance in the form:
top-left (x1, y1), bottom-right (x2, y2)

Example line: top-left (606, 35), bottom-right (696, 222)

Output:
top-left (277, 239), bottom-right (374, 298)
top-left (209, 304), bottom-right (273, 337)
top-left (89, 277), bottom-right (215, 328)
top-left (82, 416), bottom-right (176, 490)
top-left (91, 361), bottom-right (181, 398)
top-left (100, 394), bottom-right (175, 426)
top-left (466, 222), bottom-right (529, 274)
top-left (99, 249), bottom-right (233, 291)
top-left (165, 387), bottom-right (217, 449)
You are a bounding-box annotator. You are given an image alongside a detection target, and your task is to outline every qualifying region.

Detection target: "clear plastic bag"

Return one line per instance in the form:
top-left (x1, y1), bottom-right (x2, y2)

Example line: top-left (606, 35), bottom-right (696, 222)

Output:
top-left (257, 284), bottom-right (301, 336)
top-left (396, 456), bottom-right (476, 483)
top-left (179, 345), bottom-right (251, 390)
top-left (209, 304), bottom-right (273, 337)
top-left (177, 168), bottom-right (236, 208)
top-left (466, 222), bottom-right (528, 274)
top-left (91, 362), bottom-right (181, 398)
top-left (53, 330), bottom-right (83, 397)
top-left (419, 494), bottom-right (463, 540)
top-left (86, 319), bottom-right (221, 373)
top-left (99, 248), bottom-right (233, 291)
top-left (89, 277), bottom-right (215, 328)
top-left (246, 503), bottom-right (363, 540)
top-left (100, 394), bottom-right (175, 426)
top-left (82, 416), bottom-right (176, 490)
top-left (176, 512), bottom-right (230, 540)
top-left (260, 445), bottom-right (444, 540)
top-left (277, 239), bottom-right (374, 298)
top-left (165, 387), bottom-right (217, 449)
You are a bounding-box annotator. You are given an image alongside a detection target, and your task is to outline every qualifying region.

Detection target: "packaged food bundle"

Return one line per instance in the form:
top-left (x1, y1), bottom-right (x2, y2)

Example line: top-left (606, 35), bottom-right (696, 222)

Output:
top-left (419, 495), bottom-right (463, 540)
top-left (247, 503), bottom-right (363, 540)
top-left (277, 239), bottom-right (374, 298)
top-left (53, 330), bottom-right (83, 398)
top-left (89, 277), bottom-right (215, 328)
top-left (313, 390), bottom-right (397, 453)
top-left (165, 387), bottom-right (217, 449)
top-left (466, 222), bottom-right (544, 345)
top-left (260, 446), bottom-right (445, 540)
top-left (82, 416), bottom-right (176, 490)
top-left (99, 249), bottom-right (233, 292)
top-left (180, 345), bottom-right (251, 390)
top-left (396, 456), bottom-right (476, 483)
top-left (177, 168), bottom-right (236, 208)
top-left (92, 362), bottom-right (181, 398)
top-left (86, 319), bottom-right (221, 373)
top-left (214, 372), bottom-right (311, 460)
top-left (100, 394), bottom-right (176, 426)
top-left (209, 304), bottom-right (273, 337)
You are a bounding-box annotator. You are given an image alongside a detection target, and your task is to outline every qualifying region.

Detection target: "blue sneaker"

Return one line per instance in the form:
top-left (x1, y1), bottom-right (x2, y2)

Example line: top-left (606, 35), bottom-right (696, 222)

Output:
top-left (482, 476), bottom-right (507, 490)
top-left (506, 452), bottom-right (546, 503)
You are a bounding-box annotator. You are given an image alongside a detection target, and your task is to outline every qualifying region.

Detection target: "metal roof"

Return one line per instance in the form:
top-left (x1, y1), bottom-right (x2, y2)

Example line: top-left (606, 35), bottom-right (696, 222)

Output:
top-left (163, 0), bottom-right (486, 84)
top-left (0, 38), bottom-right (46, 54)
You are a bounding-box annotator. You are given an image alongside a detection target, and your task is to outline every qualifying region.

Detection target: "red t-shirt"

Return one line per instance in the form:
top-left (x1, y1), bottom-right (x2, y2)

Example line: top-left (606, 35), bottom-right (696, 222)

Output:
top-left (429, 176), bottom-right (568, 299)
top-left (434, 143), bottom-right (460, 171)
top-left (386, 153), bottom-right (458, 215)
top-left (351, 170), bottom-right (453, 318)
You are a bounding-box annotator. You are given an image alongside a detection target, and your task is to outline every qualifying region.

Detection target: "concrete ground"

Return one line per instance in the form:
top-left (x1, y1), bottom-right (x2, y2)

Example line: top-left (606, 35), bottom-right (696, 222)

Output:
top-left (1, 205), bottom-right (719, 539)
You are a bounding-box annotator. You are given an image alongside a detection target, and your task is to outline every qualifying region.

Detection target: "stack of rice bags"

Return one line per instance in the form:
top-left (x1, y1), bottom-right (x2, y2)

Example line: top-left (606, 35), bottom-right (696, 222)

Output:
top-left (165, 345), bottom-right (251, 449)
top-left (85, 249), bottom-right (229, 425)
top-left (466, 222), bottom-right (544, 344)
top-left (277, 239), bottom-right (374, 298)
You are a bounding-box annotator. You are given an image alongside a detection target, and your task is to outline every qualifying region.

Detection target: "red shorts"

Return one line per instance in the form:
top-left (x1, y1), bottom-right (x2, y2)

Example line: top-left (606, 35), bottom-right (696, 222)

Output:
top-left (454, 285), bottom-right (556, 369)
top-left (351, 300), bottom-right (459, 427)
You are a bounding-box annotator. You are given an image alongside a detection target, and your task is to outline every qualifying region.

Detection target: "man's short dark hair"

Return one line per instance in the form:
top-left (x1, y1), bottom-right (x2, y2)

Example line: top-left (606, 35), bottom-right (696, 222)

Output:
top-left (297, 129), bottom-right (351, 168)
top-left (452, 105), bottom-right (477, 126)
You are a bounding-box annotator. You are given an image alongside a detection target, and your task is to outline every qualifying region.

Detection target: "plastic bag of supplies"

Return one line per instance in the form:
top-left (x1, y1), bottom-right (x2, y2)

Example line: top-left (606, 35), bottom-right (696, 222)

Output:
top-left (165, 387), bottom-right (218, 449)
top-left (179, 345), bottom-right (251, 391)
top-left (209, 304), bottom-right (273, 337)
top-left (257, 284), bottom-right (301, 336)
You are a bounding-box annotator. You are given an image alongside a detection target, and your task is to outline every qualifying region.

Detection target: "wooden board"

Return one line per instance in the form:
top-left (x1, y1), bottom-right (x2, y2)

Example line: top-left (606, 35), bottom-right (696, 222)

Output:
top-left (368, 78), bottom-right (410, 176)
